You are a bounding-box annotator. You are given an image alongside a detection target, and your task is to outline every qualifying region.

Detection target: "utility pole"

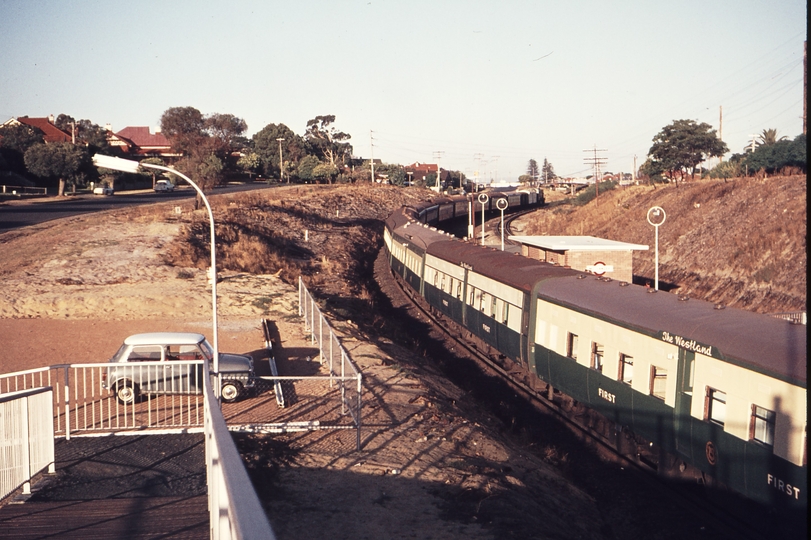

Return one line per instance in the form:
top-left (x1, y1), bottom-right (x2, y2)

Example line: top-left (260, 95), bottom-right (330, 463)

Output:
top-left (632, 155), bottom-right (637, 185)
top-left (433, 150), bottom-right (444, 192)
top-left (370, 130), bottom-right (375, 183)
top-left (719, 106), bottom-right (723, 162)
top-left (276, 138), bottom-right (285, 182)
top-left (583, 145), bottom-right (607, 197)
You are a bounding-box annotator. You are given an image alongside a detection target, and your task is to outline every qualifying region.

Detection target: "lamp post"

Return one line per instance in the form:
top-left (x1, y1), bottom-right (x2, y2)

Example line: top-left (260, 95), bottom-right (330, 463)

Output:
top-left (92, 154), bottom-right (222, 394)
top-left (477, 193), bottom-right (489, 246)
top-left (646, 206), bottom-right (666, 290)
top-left (496, 198), bottom-right (508, 251)
top-left (276, 138), bottom-right (285, 183)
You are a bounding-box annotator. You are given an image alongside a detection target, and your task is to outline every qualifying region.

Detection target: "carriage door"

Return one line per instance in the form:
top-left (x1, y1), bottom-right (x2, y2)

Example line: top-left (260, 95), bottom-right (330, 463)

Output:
top-left (674, 349), bottom-right (695, 456)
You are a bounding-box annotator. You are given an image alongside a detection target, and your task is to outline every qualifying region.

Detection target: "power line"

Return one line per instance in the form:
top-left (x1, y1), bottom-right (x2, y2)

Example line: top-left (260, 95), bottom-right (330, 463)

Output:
top-left (583, 145), bottom-right (608, 197)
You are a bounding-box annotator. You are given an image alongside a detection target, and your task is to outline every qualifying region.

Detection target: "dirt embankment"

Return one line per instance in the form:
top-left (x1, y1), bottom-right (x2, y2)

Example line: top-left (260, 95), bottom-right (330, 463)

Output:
top-left (526, 175), bottom-right (806, 313)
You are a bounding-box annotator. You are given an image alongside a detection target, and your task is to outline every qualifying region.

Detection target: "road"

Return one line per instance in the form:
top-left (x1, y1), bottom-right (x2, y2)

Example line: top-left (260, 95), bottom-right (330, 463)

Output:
top-left (0, 182), bottom-right (273, 231)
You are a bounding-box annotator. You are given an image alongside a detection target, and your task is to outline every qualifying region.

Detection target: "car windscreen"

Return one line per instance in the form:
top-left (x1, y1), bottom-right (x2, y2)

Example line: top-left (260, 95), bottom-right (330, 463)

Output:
top-left (199, 340), bottom-right (214, 361)
top-left (110, 343), bottom-right (129, 363)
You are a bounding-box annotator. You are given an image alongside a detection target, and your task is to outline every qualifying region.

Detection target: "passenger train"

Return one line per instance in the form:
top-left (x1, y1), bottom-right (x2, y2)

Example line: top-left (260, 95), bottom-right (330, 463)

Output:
top-left (383, 190), bottom-right (806, 512)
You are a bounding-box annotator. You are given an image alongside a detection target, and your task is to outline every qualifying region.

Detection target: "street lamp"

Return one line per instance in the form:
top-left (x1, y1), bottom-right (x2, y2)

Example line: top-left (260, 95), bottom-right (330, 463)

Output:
top-left (646, 206), bottom-right (667, 290)
top-left (276, 138), bottom-right (285, 183)
top-left (496, 198), bottom-right (508, 251)
top-left (477, 192), bottom-right (489, 246)
top-left (92, 154), bottom-right (222, 393)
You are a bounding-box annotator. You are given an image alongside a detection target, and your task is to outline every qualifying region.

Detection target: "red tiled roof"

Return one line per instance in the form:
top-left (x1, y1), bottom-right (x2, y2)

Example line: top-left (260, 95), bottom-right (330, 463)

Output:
top-left (115, 126), bottom-right (171, 149)
top-left (15, 116), bottom-right (71, 143)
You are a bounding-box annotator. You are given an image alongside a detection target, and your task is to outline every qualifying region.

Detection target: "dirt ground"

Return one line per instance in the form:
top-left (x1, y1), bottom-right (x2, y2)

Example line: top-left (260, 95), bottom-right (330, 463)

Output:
top-left (0, 195), bottom-right (772, 540)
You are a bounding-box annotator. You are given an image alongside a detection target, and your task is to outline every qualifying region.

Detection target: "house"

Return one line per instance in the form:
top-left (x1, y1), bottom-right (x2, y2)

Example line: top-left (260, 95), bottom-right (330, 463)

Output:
top-left (2, 115), bottom-right (71, 143)
top-left (508, 235), bottom-right (649, 284)
top-left (404, 162), bottom-right (447, 187)
top-left (107, 126), bottom-right (180, 161)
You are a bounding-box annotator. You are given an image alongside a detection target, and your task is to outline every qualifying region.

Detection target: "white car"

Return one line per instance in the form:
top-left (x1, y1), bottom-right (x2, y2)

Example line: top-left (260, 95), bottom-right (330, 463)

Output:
top-left (93, 186), bottom-right (114, 195)
top-left (102, 332), bottom-right (256, 403)
top-left (154, 179), bottom-right (175, 192)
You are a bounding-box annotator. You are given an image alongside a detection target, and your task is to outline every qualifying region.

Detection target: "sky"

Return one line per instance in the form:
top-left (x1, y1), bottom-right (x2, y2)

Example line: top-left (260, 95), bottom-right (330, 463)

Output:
top-left (0, 0), bottom-right (806, 181)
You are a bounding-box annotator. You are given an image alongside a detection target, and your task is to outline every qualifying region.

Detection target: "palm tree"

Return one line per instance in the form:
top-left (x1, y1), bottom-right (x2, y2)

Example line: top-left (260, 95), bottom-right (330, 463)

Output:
top-left (757, 128), bottom-right (788, 146)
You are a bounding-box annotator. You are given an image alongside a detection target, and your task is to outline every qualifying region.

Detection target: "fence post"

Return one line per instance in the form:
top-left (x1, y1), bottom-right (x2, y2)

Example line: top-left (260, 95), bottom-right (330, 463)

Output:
top-left (63, 366), bottom-right (71, 440)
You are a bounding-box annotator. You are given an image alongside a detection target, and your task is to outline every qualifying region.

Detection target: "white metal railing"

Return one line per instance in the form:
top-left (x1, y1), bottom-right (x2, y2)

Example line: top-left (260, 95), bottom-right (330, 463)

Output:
top-left (203, 359), bottom-right (276, 540)
top-left (0, 185), bottom-right (47, 196)
top-left (0, 387), bottom-right (55, 501)
top-left (298, 277), bottom-right (363, 450)
top-left (0, 362), bottom-right (206, 438)
top-left (771, 311), bottom-right (807, 325)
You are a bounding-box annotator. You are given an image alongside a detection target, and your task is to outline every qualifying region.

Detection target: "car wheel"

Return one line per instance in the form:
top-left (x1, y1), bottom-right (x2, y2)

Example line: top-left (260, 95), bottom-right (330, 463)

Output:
top-left (115, 381), bottom-right (138, 405)
top-left (220, 380), bottom-right (242, 403)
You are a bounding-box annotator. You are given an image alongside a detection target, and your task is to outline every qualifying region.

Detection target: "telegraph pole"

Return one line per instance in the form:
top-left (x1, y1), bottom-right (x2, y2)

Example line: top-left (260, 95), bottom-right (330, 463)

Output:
top-left (370, 130), bottom-right (375, 183)
top-left (433, 150), bottom-right (444, 192)
top-left (583, 145), bottom-right (607, 197)
top-left (276, 138), bottom-right (285, 182)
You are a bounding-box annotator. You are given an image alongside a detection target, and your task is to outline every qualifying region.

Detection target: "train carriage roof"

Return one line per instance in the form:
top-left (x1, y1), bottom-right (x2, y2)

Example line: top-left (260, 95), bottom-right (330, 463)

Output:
top-left (537, 275), bottom-right (807, 386)
top-left (426, 240), bottom-right (579, 292)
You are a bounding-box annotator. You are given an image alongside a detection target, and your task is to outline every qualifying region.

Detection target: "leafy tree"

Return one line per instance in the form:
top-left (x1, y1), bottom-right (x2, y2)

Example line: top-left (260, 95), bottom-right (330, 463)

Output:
top-left (527, 159), bottom-right (539, 182)
top-left (542, 158), bottom-right (557, 183)
top-left (160, 107), bottom-right (207, 156)
top-left (237, 152), bottom-right (261, 180)
top-left (648, 119), bottom-right (727, 184)
top-left (296, 155), bottom-right (321, 182)
top-left (205, 113), bottom-right (247, 155)
top-left (196, 154), bottom-right (224, 189)
top-left (0, 123), bottom-right (45, 152)
top-left (388, 166), bottom-right (406, 186)
top-left (24, 142), bottom-right (87, 196)
top-left (518, 174), bottom-right (533, 186)
top-left (253, 123), bottom-right (305, 180)
top-left (0, 123), bottom-right (45, 175)
top-left (304, 115), bottom-right (352, 167)
top-left (738, 133), bottom-right (806, 175)
top-left (312, 162), bottom-right (338, 184)
top-left (54, 114), bottom-right (109, 149)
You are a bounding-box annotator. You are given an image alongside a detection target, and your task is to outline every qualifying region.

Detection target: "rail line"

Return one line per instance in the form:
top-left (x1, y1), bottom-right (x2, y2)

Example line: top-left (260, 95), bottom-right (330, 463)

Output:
top-left (383, 255), bottom-right (774, 540)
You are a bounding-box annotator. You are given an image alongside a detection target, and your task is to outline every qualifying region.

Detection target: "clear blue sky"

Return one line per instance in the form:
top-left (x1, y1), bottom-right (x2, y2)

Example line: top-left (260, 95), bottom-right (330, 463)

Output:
top-left (1, 0), bottom-right (806, 181)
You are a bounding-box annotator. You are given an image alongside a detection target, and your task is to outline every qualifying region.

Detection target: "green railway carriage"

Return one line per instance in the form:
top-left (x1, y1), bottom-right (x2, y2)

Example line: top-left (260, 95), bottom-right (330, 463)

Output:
top-left (384, 193), bottom-right (806, 513)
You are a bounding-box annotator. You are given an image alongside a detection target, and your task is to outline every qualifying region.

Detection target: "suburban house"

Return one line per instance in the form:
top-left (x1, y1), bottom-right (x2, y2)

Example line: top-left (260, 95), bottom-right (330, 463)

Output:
top-left (106, 126), bottom-right (180, 161)
top-left (1, 115), bottom-right (72, 143)
top-left (404, 162), bottom-right (447, 186)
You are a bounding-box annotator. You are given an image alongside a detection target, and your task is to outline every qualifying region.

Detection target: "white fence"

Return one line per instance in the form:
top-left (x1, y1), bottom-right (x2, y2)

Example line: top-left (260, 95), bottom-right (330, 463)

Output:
top-left (0, 363), bottom-right (206, 438)
top-left (298, 277), bottom-right (363, 450)
top-left (0, 185), bottom-right (48, 196)
top-left (0, 387), bottom-right (55, 501)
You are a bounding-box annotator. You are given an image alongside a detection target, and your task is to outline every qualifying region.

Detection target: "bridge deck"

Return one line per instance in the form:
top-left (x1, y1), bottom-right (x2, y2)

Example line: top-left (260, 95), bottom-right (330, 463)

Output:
top-left (0, 434), bottom-right (209, 539)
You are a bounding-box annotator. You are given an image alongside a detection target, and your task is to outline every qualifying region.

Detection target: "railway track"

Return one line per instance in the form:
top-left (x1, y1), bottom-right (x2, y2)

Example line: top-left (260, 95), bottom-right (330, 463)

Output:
top-left (381, 251), bottom-right (782, 540)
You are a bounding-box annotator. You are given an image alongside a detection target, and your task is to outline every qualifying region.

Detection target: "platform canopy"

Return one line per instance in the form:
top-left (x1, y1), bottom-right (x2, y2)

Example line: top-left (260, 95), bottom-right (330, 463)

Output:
top-left (508, 235), bottom-right (649, 252)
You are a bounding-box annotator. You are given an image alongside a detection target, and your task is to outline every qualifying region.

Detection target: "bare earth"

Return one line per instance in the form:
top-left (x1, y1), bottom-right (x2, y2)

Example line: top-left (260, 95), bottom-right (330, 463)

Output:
top-left (1, 193), bottom-right (762, 540)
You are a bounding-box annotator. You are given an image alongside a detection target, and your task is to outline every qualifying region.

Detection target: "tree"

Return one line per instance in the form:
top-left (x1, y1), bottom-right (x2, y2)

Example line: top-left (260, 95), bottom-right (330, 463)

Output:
top-left (296, 155), bottom-right (321, 182)
top-left (54, 114), bottom-right (109, 149)
top-left (542, 158), bottom-right (557, 184)
top-left (24, 142), bottom-right (87, 196)
top-left (205, 113), bottom-right (247, 155)
top-left (253, 123), bottom-right (305, 179)
top-left (738, 133), bottom-right (806, 175)
top-left (160, 107), bottom-right (207, 156)
top-left (0, 123), bottom-right (45, 176)
top-left (312, 162), bottom-right (338, 184)
top-left (648, 119), bottom-right (727, 184)
top-left (527, 159), bottom-right (539, 183)
top-left (518, 174), bottom-right (533, 186)
top-left (756, 128), bottom-right (788, 147)
top-left (237, 152), bottom-right (261, 180)
top-left (304, 115), bottom-right (352, 167)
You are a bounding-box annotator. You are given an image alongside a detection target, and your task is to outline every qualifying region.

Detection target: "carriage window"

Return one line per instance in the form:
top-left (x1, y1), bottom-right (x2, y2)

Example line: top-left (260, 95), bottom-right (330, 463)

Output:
top-left (591, 342), bottom-right (604, 373)
top-left (502, 303), bottom-right (509, 325)
top-left (650, 366), bottom-right (667, 400)
top-left (491, 297), bottom-right (498, 318)
top-left (705, 388), bottom-right (726, 426)
top-left (751, 405), bottom-right (775, 447)
top-left (456, 282), bottom-right (462, 299)
top-left (619, 354), bottom-right (633, 385)
top-left (566, 333), bottom-right (578, 361)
